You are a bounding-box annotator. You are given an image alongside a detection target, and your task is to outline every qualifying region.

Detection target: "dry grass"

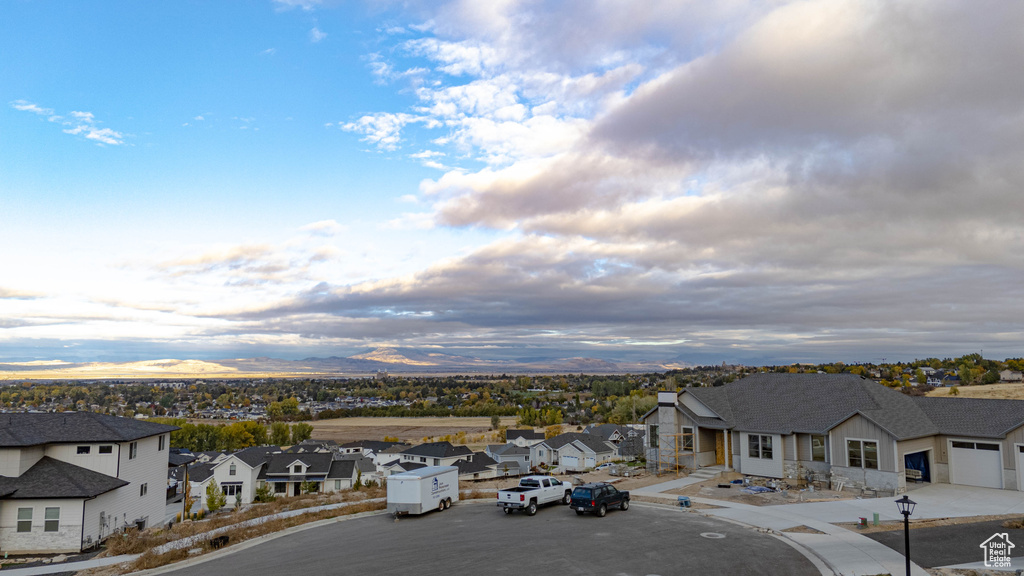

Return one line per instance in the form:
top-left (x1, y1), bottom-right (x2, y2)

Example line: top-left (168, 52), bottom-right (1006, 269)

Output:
top-left (925, 382), bottom-right (1024, 400)
top-left (308, 416), bottom-right (517, 445)
top-left (87, 488), bottom-right (387, 575)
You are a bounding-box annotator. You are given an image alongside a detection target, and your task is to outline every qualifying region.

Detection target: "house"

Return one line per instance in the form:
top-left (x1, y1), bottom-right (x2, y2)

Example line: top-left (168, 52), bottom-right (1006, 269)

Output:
top-left (1000, 370), bottom-right (1023, 382)
top-left (399, 442), bottom-right (473, 467)
top-left (339, 440), bottom-right (410, 461)
top-left (0, 412), bottom-right (177, 553)
top-left (259, 452), bottom-right (337, 497)
top-left (530, 433), bottom-right (616, 471)
top-left (643, 373), bottom-right (1024, 495)
top-left (191, 446), bottom-right (275, 510)
top-left (485, 444), bottom-right (531, 476)
top-left (455, 452), bottom-right (498, 480)
top-left (583, 424), bottom-right (626, 444)
top-left (506, 429), bottom-right (545, 447)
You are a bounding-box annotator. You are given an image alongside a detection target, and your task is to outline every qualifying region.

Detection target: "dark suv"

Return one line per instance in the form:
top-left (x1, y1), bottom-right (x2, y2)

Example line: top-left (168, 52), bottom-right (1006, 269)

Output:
top-left (570, 482), bottom-right (629, 517)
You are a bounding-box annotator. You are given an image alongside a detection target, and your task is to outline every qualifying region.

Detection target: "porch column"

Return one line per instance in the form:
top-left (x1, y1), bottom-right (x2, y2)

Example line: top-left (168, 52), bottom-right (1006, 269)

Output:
top-left (723, 430), bottom-right (732, 471)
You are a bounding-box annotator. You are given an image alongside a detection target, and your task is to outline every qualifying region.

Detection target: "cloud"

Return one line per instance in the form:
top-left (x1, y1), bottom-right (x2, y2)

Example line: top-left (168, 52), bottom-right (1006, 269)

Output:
top-left (309, 26), bottom-right (327, 43)
top-left (315, 0), bottom-right (1024, 361)
top-left (340, 112), bottom-right (439, 150)
top-left (300, 219), bottom-right (345, 236)
top-left (10, 100), bottom-right (54, 116)
top-left (272, 0), bottom-right (322, 11)
top-left (259, 48), bottom-right (277, 56)
top-left (0, 287), bottom-right (41, 300)
top-left (13, 100), bottom-right (126, 145)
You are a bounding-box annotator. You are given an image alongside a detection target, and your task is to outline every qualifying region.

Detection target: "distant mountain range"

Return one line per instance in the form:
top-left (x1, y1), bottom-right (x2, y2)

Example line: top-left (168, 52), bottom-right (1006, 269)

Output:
top-left (0, 348), bottom-right (692, 379)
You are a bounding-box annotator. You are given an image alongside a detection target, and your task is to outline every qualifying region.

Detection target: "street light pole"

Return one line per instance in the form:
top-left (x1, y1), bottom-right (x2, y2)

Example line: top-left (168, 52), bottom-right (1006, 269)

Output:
top-left (895, 495), bottom-right (916, 576)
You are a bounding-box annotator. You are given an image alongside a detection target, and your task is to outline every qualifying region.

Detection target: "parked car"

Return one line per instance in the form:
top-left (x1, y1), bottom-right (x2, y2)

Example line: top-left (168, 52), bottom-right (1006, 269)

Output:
top-left (570, 482), bottom-right (629, 517)
top-left (497, 475), bottom-right (573, 515)
top-left (594, 463), bottom-right (615, 471)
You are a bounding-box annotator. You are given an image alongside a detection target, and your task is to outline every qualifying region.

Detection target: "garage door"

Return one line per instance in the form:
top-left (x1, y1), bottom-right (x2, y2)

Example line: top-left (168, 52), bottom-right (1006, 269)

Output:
top-left (561, 455), bottom-right (579, 469)
top-left (584, 457), bottom-right (596, 468)
top-left (950, 441), bottom-right (1002, 489)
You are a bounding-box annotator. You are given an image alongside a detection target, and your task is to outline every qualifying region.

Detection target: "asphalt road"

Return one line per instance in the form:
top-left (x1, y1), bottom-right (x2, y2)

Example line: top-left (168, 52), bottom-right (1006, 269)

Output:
top-left (160, 501), bottom-right (821, 576)
top-left (864, 519), bottom-right (1024, 568)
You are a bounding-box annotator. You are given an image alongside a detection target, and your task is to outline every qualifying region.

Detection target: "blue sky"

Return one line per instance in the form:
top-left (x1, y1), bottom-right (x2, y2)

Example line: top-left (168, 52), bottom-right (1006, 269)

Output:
top-left (3, 1), bottom-right (1024, 365)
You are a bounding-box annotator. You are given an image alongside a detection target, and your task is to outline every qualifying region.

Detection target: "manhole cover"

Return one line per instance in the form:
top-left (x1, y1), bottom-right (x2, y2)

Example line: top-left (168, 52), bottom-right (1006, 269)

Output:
top-left (700, 532), bottom-right (726, 539)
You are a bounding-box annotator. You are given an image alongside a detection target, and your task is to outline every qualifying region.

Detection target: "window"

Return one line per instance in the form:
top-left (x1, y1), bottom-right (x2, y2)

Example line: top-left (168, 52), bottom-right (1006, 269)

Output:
top-left (222, 484), bottom-right (242, 497)
top-left (129, 442), bottom-right (138, 460)
top-left (748, 434), bottom-right (773, 459)
top-left (811, 435), bottom-right (827, 462)
top-left (99, 445), bottom-right (113, 454)
top-left (419, 457), bottom-right (426, 463)
top-left (335, 480), bottom-right (342, 490)
top-left (274, 482), bottom-right (287, 494)
top-left (682, 427), bottom-right (695, 451)
top-left (44, 507), bottom-right (59, 532)
top-left (17, 508), bottom-right (31, 533)
top-left (77, 446), bottom-right (91, 455)
top-left (649, 425), bottom-right (659, 448)
top-left (158, 435), bottom-right (166, 451)
top-left (140, 483), bottom-right (148, 497)
top-left (293, 465), bottom-right (302, 473)
top-left (229, 464), bottom-right (237, 476)
top-left (847, 440), bottom-right (878, 469)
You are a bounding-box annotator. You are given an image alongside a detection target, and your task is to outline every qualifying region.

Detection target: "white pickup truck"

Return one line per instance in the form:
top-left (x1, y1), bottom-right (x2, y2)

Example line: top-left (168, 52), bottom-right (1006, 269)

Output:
top-left (496, 475), bottom-right (573, 515)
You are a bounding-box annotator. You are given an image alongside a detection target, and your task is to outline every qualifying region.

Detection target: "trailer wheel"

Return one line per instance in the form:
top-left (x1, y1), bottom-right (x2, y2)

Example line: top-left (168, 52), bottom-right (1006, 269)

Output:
top-left (439, 500), bottom-right (446, 512)
top-left (526, 501), bottom-right (537, 516)
top-left (446, 498), bottom-right (452, 509)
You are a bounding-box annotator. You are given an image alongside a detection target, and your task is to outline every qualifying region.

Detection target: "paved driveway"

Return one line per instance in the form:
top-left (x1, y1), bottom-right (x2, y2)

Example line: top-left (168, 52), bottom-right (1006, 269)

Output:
top-left (157, 502), bottom-right (823, 576)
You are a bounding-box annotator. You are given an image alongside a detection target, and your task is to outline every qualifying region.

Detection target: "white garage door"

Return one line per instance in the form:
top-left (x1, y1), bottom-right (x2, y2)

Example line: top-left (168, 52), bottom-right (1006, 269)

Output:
top-left (584, 457), bottom-right (596, 468)
top-left (561, 455), bottom-right (579, 469)
top-left (950, 441), bottom-right (1002, 489)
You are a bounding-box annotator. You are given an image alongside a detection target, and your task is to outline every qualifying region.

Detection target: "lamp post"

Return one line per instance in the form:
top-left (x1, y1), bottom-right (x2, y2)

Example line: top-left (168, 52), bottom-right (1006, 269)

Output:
top-left (895, 495), bottom-right (916, 576)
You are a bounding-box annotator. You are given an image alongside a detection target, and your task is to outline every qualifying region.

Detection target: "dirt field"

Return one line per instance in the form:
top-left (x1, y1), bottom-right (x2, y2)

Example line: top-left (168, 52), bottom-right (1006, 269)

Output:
top-left (309, 416), bottom-right (520, 446)
top-left (926, 382), bottom-right (1024, 399)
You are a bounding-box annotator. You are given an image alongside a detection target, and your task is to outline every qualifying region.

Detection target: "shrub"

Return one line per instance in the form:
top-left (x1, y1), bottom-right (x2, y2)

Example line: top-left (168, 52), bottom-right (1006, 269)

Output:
top-left (206, 483), bottom-right (227, 513)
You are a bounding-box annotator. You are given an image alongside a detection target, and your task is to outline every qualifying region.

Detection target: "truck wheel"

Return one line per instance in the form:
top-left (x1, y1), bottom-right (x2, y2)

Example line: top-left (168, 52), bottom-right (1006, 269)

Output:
top-left (621, 499), bottom-right (629, 511)
top-left (562, 491), bottom-right (571, 505)
top-left (526, 502), bottom-right (537, 516)
top-left (597, 504), bottom-right (607, 518)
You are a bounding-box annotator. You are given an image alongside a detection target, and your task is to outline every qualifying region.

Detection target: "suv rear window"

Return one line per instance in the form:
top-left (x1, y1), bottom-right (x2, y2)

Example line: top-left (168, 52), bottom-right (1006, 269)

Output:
top-left (572, 488), bottom-right (592, 498)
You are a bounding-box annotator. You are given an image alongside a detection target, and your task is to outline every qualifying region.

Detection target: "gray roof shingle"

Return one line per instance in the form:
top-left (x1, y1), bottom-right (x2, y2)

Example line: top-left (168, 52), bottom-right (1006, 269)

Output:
top-left (912, 396), bottom-right (1024, 438)
top-left (0, 457), bottom-right (128, 499)
top-left (684, 373), bottom-right (939, 440)
top-left (0, 412), bottom-right (178, 447)
top-left (400, 441), bottom-right (473, 459)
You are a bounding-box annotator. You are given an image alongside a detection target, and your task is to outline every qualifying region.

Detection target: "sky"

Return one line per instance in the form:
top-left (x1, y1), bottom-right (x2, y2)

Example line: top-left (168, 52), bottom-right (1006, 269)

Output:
top-left (2, 0), bottom-right (1024, 366)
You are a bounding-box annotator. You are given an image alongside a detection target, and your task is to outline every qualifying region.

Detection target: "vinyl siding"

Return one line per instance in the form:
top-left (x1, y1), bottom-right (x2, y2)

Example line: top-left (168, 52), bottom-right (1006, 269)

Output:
top-left (896, 437), bottom-right (936, 471)
top-left (0, 497), bottom-right (85, 553)
top-left (1002, 425), bottom-right (1024, 468)
top-left (830, 414), bottom-right (896, 472)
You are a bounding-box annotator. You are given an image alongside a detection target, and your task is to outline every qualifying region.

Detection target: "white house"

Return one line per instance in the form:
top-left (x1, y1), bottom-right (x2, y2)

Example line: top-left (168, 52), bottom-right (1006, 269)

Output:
top-left (0, 412), bottom-right (177, 553)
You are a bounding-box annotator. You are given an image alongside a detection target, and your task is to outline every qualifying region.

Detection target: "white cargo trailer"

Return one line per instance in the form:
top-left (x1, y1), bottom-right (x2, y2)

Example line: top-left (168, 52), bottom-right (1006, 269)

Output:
top-left (386, 466), bottom-right (459, 515)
